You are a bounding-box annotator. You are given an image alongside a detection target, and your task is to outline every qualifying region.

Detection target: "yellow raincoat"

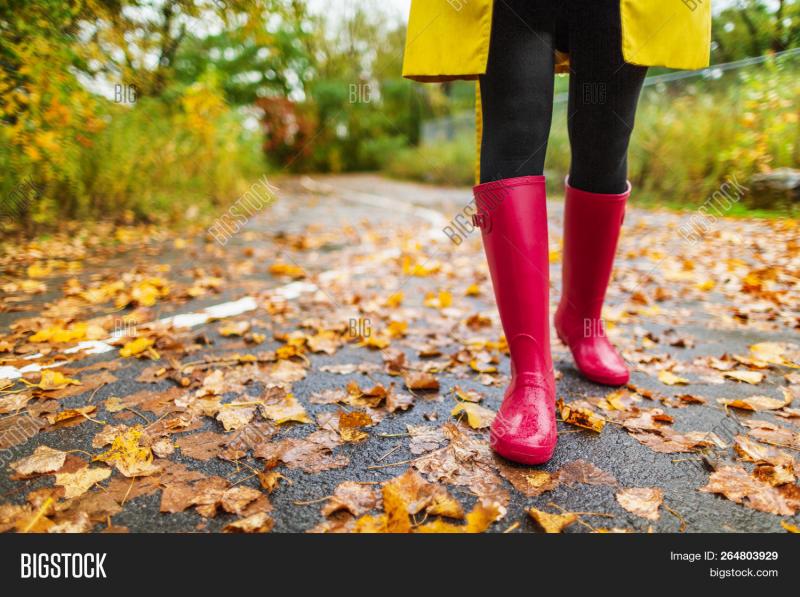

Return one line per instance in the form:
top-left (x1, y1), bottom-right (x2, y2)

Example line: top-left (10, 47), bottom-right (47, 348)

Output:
top-left (403, 0), bottom-right (712, 82)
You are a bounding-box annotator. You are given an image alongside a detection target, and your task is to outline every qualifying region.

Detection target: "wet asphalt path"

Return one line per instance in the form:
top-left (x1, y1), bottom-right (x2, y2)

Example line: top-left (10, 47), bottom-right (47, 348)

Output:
top-left (1, 174), bottom-right (797, 533)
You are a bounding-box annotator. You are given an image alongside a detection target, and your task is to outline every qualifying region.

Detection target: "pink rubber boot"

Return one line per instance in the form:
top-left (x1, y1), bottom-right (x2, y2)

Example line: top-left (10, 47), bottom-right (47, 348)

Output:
top-left (555, 178), bottom-right (630, 386)
top-left (473, 176), bottom-right (556, 464)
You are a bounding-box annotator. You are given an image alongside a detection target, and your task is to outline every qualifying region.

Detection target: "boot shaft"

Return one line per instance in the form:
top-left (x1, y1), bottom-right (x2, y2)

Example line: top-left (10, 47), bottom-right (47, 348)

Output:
top-left (472, 176), bottom-right (552, 373)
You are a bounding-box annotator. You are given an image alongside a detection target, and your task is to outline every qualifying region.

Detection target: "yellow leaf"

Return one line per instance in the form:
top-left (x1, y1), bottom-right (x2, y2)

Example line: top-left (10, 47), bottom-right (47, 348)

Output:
top-left (750, 342), bottom-right (797, 367)
top-left (219, 321), bottom-right (250, 337)
top-left (451, 402), bottom-right (495, 429)
top-left (696, 279), bottom-right (716, 291)
top-left (23, 370), bottom-right (81, 391)
top-left (260, 393), bottom-right (310, 424)
top-left (338, 410), bottom-right (373, 442)
top-left (724, 370), bottom-right (765, 385)
top-left (416, 502), bottom-right (503, 533)
top-left (30, 323), bottom-right (90, 343)
top-left (781, 520), bottom-right (800, 533)
top-left (469, 358), bottom-right (497, 374)
top-left (120, 337), bottom-right (158, 359)
top-left (423, 290), bottom-right (452, 310)
top-left (528, 507), bottom-right (578, 533)
top-left (464, 283), bottom-right (481, 296)
top-left (382, 482), bottom-right (412, 533)
top-left (385, 291), bottom-right (404, 308)
top-left (269, 261), bottom-right (305, 279)
top-left (557, 399), bottom-right (605, 433)
top-left (55, 467), bottom-right (111, 499)
top-left (386, 320), bottom-right (407, 338)
top-left (93, 426), bottom-right (157, 478)
top-left (658, 370), bottom-right (690, 386)
top-left (359, 335), bottom-right (390, 350)
top-left (27, 263), bottom-right (52, 278)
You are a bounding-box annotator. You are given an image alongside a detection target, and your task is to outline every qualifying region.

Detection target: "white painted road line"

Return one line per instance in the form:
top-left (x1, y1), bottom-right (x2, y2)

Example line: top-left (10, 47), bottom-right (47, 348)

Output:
top-left (0, 186), bottom-right (451, 380)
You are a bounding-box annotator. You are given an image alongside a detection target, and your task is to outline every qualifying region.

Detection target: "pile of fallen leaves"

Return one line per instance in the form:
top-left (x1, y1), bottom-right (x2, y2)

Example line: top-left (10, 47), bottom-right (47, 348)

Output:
top-left (1, 177), bottom-right (799, 534)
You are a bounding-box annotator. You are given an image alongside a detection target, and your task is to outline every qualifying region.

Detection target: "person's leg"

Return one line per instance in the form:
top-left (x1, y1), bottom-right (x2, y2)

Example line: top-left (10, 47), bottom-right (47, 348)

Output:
top-left (479, 0), bottom-right (557, 182)
top-left (555, 0), bottom-right (647, 385)
top-left (474, 1), bottom-right (558, 464)
top-left (566, 0), bottom-right (647, 193)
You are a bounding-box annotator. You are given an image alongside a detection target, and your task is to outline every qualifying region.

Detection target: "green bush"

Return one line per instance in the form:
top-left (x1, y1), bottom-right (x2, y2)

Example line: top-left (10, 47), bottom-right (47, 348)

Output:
top-left (385, 59), bottom-right (800, 213)
top-left (0, 78), bottom-right (266, 229)
top-left (384, 136), bottom-right (476, 186)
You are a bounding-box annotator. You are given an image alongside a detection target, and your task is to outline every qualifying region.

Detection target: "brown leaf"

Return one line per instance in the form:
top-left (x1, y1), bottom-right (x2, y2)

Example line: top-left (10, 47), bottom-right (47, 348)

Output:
top-left (11, 446), bottom-right (67, 476)
top-left (403, 371), bottom-right (439, 391)
top-left (338, 410), bottom-right (373, 442)
top-left (176, 430), bottom-right (228, 461)
top-left (407, 424), bottom-right (446, 455)
top-left (743, 419), bottom-right (800, 451)
top-left (496, 462), bottom-right (560, 497)
top-left (630, 429), bottom-right (725, 453)
top-left (701, 465), bottom-right (796, 516)
top-left (719, 391), bottom-right (791, 412)
top-left (615, 487), bottom-right (663, 520)
top-left (55, 466), bottom-right (112, 499)
top-left (322, 481), bottom-right (379, 517)
top-left (216, 401), bottom-right (257, 431)
top-left (557, 399), bottom-right (605, 433)
top-left (557, 460), bottom-right (617, 486)
top-left (734, 435), bottom-right (794, 469)
top-left (724, 371), bottom-right (765, 385)
top-left (254, 430), bottom-right (348, 473)
top-left (259, 392), bottom-right (310, 424)
top-left (386, 390), bottom-right (414, 413)
top-left (224, 512), bottom-right (273, 533)
top-left (220, 486), bottom-right (264, 515)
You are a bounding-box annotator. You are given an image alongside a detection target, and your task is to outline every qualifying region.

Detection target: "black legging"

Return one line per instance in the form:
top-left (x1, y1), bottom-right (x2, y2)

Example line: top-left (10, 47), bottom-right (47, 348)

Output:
top-left (479, 0), bottom-right (647, 193)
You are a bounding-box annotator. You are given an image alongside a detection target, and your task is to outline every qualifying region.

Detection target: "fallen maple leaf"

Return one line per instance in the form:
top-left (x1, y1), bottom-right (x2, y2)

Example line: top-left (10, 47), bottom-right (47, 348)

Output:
top-left (93, 426), bottom-right (159, 477)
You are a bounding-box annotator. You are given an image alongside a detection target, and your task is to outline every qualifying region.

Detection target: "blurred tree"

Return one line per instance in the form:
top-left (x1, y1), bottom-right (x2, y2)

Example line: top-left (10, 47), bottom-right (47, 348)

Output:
top-left (713, 0), bottom-right (800, 62)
